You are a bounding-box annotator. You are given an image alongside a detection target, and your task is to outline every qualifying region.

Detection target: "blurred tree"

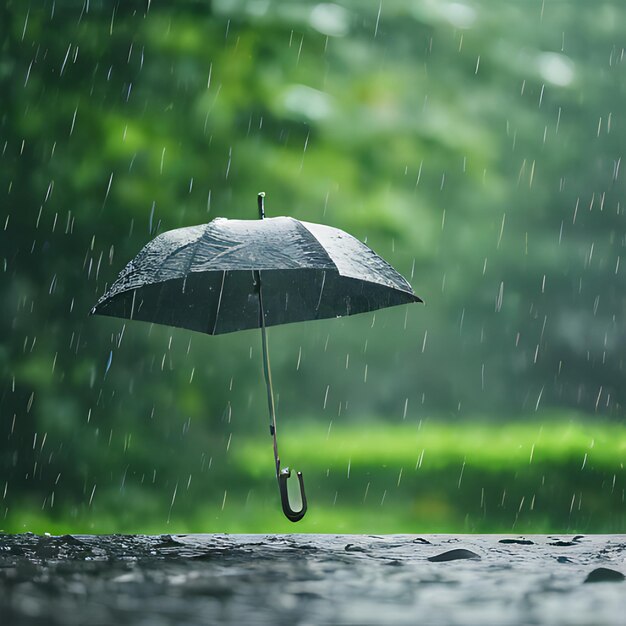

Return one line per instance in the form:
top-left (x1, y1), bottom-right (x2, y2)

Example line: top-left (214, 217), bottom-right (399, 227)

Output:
top-left (0, 0), bottom-right (623, 531)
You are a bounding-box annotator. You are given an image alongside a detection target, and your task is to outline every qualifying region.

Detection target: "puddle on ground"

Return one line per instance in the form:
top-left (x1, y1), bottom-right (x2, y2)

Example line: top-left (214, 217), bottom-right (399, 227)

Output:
top-left (1, 534), bottom-right (625, 625)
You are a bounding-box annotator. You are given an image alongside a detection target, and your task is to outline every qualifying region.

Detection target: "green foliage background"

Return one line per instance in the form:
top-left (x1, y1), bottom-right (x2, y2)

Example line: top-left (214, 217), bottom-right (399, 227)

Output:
top-left (1, 0), bottom-right (624, 533)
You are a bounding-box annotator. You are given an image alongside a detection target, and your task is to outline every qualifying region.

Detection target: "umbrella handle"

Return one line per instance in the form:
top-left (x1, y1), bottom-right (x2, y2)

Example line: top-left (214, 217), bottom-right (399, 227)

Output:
top-left (278, 463), bottom-right (307, 522)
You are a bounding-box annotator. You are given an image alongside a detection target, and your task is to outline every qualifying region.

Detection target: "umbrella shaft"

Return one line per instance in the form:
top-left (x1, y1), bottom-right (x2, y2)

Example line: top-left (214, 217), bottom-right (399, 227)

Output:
top-left (256, 271), bottom-right (280, 478)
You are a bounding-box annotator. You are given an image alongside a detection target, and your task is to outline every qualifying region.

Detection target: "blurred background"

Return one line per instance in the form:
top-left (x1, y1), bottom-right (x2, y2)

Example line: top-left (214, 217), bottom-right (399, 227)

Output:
top-left (0, 0), bottom-right (624, 534)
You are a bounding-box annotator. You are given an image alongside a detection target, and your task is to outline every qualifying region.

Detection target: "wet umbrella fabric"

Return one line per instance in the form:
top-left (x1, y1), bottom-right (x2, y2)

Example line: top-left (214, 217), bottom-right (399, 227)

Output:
top-left (92, 216), bottom-right (421, 334)
top-left (92, 204), bottom-right (422, 521)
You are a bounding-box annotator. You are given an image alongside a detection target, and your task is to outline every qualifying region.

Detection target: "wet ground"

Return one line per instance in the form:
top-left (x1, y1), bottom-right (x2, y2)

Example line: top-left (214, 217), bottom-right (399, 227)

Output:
top-left (1, 533), bottom-right (625, 625)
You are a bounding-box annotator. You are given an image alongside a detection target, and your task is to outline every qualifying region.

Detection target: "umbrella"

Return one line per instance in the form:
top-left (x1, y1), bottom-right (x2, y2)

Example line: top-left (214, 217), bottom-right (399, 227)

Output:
top-left (91, 194), bottom-right (422, 522)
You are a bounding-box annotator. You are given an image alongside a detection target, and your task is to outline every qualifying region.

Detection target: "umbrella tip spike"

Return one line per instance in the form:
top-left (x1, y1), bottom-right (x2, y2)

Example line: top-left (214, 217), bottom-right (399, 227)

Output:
top-left (258, 192), bottom-right (265, 219)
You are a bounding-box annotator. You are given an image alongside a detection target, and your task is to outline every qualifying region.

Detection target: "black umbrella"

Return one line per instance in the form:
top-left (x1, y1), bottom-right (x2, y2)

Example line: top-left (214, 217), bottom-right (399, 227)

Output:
top-left (92, 194), bottom-right (422, 522)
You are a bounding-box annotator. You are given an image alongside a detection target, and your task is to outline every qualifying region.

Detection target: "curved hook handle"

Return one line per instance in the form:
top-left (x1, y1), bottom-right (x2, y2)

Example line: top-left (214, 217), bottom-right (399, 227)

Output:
top-left (278, 465), bottom-right (307, 522)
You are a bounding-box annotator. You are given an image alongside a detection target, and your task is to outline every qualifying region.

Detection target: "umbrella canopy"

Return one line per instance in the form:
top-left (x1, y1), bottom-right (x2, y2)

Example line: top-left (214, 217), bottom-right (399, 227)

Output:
top-left (92, 195), bottom-right (422, 522)
top-left (91, 216), bottom-right (422, 332)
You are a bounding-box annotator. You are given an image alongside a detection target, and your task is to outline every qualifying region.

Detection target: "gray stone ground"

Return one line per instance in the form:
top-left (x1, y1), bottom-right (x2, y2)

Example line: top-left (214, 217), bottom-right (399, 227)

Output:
top-left (1, 533), bottom-right (625, 625)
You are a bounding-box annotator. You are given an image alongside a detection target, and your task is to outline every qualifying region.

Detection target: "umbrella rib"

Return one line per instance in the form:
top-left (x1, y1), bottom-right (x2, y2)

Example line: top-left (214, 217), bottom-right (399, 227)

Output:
top-left (117, 229), bottom-right (209, 290)
top-left (134, 223), bottom-right (213, 287)
top-left (291, 218), bottom-right (338, 272)
top-left (154, 238), bottom-right (204, 280)
top-left (180, 224), bottom-right (211, 278)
